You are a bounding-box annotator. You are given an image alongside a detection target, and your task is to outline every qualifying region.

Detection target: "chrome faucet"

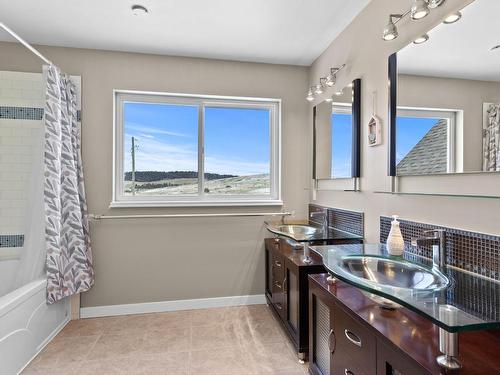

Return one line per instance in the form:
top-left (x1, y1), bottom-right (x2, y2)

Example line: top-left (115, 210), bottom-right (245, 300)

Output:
top-left (309, 211), bottom-right (328, 233)
top-left (411, 229), bottom-right (446, 269)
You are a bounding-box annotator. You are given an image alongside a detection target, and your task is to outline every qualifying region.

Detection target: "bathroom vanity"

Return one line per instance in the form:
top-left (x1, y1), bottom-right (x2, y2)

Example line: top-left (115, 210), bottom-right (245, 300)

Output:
top-left (308, 273), bottom-right (500, 375)
top-left (308, 243), bottom-right (500, 374)
top-left (264, 213), bottom-right (363, 361)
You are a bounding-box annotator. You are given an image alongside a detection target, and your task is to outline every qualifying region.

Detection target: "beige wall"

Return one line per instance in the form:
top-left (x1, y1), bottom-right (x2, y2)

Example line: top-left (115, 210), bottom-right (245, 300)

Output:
top-left (309, 0), bottom-right (500, 243)
top-left (315, 101), bottom-right (332, 179)
top-left (0, 42), bottom-right (310, 307)
top-left (399, 74), bottom-right (500, 172)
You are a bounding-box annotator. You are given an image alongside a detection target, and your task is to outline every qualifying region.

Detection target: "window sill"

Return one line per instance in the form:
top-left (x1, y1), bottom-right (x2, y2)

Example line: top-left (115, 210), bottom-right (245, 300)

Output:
top-left (109, 200), bottom-right (284, 208)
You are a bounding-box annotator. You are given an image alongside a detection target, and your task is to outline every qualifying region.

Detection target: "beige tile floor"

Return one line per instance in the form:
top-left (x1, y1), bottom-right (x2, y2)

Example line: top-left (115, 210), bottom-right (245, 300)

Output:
top-left (23, 304), bottom-right (309, 375)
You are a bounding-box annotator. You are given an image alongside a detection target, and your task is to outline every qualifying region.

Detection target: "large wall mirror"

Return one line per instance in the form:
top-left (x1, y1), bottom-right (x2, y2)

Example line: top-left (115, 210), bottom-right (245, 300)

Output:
top-left (313, 79), bottom-right (361, 180)
top-left (388, 0), bottom-right (500, 177)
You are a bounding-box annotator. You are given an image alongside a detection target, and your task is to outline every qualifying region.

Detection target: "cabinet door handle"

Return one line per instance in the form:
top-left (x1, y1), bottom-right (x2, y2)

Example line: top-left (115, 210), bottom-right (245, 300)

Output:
top-left (344, 329), bottom-right (362, 347)
top-left (283, 276), bottom-right (287, 293)
top-left (344, 369), bottom-right (355, 375)
top-left (274, 261), bottom-right (282, 267)
top-left (276, 303), bottom-right (283, 310)
top-left (328, 329), bottom-right (336, 354)
top-left (274, 281), bottom-right (282, 289)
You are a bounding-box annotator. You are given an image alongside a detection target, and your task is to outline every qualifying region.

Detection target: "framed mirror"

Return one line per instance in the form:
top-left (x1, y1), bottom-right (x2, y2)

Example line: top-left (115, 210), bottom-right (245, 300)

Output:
top-left (388, 0), bottom-right (500, 177)
top-left (313, 79), bottom-right (361, 180)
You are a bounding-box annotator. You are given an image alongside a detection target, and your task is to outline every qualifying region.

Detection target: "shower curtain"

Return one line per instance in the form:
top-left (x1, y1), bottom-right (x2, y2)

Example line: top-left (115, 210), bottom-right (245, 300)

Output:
top-left (483, 103), bottom-right (500, 172)
top-left (43, 65), bottom-right (94, 304)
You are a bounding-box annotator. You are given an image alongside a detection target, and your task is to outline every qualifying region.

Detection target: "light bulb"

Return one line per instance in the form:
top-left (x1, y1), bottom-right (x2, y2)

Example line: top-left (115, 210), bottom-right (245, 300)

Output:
top-left (413, 34), bottom-right (429, 44)
top-left (383, 17), bottom-right (399, 41)
top-left (325, 74), bottom-right (335, 87)
top-left (443, 11), bottom-right (462, 24)
top-left (411, 0), bottom-right (430, 20)
top-left (314, 85), bottom-right (323, 95)
top-left (306, 88), bottom-right (314, 102)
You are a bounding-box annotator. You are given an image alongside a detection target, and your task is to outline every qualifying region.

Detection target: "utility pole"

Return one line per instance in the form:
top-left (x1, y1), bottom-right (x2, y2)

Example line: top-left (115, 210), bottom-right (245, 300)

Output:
top-left (131, 136), bottom-right (137, 195)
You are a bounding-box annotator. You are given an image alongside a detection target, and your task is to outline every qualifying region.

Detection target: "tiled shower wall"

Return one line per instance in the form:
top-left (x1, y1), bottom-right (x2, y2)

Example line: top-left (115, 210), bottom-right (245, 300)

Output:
top-left (0, 71), bottom-right (43, 244)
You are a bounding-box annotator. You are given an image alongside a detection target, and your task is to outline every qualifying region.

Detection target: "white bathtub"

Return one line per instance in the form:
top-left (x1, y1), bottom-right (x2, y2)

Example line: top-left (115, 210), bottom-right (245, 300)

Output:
top-left (0, 274), bottom-right (70, 374)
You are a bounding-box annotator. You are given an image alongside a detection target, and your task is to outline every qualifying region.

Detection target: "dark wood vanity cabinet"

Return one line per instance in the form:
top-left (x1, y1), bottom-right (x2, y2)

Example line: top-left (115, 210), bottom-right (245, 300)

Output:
top-left (265, 238), bottom-right (325, 358)
top-left (308, 274), bottom-right (500, 375)
top-left (309, 276), bottom-right (377, 375)
top-left (376, 340), bottom-right (426, 375)
top-left (308, 274), bottom-right (432, 375)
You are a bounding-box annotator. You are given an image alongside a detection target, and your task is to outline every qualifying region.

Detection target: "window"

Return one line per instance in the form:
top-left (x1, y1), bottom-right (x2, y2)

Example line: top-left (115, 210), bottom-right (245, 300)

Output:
top-left (113, 91), bottom-right (281, 207)
top-left (396, 107), bottom-right (457, 176)
top-left (331, 104), bottom-right (353, 178)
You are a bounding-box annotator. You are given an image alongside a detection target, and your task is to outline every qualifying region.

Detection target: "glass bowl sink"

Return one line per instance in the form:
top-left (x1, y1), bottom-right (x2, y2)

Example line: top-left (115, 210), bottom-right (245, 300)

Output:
top-left (339, 255), bottom-right (449, 291)
top-left (276, 224), bottom-right (318, 237)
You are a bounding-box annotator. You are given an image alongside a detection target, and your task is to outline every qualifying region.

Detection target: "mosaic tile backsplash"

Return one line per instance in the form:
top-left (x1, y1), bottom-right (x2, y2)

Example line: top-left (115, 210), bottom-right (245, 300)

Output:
top-left (328, 207), bottom-right (364, 237)
top-left (380, 216), bottom-right (500, 281)
top-left (0, 234), bottom-right (24, 248)
top-left (309, 204), bottom-right (364, 237)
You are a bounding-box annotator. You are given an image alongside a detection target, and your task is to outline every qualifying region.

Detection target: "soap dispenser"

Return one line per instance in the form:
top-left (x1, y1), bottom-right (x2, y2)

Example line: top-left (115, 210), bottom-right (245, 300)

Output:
top-left (386, 215), bottom-right (404, 256)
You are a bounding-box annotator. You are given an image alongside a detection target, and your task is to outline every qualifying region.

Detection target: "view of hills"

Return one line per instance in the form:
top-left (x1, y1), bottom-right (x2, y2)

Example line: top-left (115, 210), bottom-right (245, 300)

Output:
top-left (124, 171), bottom-right (270, 195)
top-left (124, 171), bottom-right (236, 182)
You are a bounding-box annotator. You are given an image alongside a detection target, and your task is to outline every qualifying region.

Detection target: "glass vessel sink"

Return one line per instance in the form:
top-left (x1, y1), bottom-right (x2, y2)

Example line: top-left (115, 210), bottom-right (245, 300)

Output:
top-left (340, 255), bottom-right (449, 291)
top-left (275, 224), bottom-right (318, 237)
top-left (310, 243), bottom-right (500, 333)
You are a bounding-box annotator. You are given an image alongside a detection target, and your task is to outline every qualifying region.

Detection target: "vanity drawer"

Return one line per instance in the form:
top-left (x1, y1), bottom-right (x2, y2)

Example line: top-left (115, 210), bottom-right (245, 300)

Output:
top-left (272, 253), bottom-right (285, 280)
top-left (334, 304), bottom-right (376, 375)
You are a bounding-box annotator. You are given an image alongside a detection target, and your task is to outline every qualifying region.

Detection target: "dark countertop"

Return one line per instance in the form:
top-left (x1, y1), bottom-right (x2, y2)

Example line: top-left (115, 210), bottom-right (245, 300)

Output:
top-left (310, 243), bottom-right (500, 333)
top-left (265, 221), bottom-right (363, 243)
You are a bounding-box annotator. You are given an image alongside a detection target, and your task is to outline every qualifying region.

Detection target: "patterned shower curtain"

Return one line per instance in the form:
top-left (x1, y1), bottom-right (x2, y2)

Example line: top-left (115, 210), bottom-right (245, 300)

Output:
top-left (43, 65), bottom-right (94, 304)
top-left (483, 103), bottom-right (500, 172)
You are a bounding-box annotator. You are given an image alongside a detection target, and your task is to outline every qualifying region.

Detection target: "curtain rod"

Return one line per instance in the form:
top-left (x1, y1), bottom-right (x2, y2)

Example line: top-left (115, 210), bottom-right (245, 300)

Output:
top-left (89, 211), bottom-right (292, 220)
top-left (0, 22), bottom-right (53, 66)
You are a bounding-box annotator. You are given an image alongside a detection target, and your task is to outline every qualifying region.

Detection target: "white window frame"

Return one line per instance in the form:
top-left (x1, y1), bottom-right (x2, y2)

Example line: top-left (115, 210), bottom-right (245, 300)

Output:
top-left (112, 90), bottom-right (282, 208)
top-left (397, 106), bottom-right (458, 174)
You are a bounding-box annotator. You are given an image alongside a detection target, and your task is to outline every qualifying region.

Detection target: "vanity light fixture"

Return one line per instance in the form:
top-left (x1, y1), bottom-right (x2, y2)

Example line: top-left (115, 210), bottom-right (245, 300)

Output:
top-left (314, 84), bottom-right (324, 95)
top-left (325, 70), bottom-right (337, 87)
top-left (307, 64), bottom-right (346, 103)
top-left (383, 0), bottom-right (446, 41)
top-left (443, 11), bottom-right (462, 24)
top-left (383, 14), bottom-right (402, 41)
top-left (306, 87), bottom-right (315, 102)
top-left (411, 0), bottom-right (430, 20)
top-left (413, 34), bottom-right (429, 44)
top-left (131, 4), bottom-right (148, 15)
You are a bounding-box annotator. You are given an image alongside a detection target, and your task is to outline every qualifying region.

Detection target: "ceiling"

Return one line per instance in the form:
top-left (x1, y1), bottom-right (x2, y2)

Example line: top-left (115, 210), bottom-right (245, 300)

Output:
top-left (0, 0), bottom-right (370, 66)
top-left (398, 0), bottom-right (500, 82)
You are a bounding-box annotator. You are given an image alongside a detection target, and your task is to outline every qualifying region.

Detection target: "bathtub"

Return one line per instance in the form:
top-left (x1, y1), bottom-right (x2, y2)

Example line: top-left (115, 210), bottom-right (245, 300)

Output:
top-left (0, 268), bottom-right (70, 374)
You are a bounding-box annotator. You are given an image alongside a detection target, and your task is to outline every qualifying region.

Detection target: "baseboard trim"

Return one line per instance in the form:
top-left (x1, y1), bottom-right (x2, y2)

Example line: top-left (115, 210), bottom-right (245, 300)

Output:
top-left (80, 294), bottom-right (266, 319)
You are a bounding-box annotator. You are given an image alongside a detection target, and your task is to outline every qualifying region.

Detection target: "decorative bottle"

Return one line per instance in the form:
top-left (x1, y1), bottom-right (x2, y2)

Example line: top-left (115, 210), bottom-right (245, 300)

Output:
top-left (386, 215), bottom-right (405, 256)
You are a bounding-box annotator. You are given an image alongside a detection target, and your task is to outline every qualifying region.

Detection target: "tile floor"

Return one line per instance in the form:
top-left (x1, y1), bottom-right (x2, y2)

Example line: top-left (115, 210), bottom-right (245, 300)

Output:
top-left (22, 304), bottom-right (309, 375)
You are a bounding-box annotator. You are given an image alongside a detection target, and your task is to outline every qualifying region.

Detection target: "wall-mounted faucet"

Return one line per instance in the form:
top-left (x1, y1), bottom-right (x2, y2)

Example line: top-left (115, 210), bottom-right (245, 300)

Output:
top-left (411, 229), bottom-right (446, 269)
